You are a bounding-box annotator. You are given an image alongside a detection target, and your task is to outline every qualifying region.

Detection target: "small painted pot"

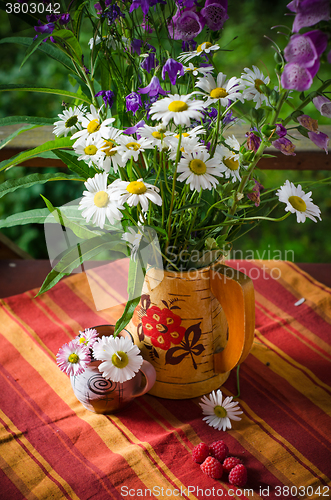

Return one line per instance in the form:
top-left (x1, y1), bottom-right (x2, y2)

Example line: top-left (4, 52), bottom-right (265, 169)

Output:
top-left (70, 325), bottom-right (156, 414)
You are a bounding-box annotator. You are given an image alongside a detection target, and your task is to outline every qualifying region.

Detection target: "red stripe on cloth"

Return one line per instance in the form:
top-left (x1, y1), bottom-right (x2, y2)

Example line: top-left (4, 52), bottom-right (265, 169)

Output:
top-left (226, 261), bottom-right (331, 343)
top-left (239, 360), bottom-right (331, 477)
top-left (0, 468), bottom-right (27, 500)
top-left (286, 261), bottom-right (331, 296)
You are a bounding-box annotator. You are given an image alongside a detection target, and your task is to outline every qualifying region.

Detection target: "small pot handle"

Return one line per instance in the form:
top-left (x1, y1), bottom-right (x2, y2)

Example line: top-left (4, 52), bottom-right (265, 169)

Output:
top-left (210, 263), bottom-right (255, 374)
top-left (132, 360), bottom-right (157, 397)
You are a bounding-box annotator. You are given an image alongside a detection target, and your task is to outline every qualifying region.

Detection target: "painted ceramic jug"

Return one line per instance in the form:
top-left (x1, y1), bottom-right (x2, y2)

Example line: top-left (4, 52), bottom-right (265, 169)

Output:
top-left (70, 325), bottom-right (156, 413)
top-left (128, 261), bottom-right (255, 399)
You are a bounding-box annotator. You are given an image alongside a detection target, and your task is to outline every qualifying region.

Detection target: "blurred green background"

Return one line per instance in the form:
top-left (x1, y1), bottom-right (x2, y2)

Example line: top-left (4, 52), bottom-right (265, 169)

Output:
top-left (0, 0), bottom-right (330, 261)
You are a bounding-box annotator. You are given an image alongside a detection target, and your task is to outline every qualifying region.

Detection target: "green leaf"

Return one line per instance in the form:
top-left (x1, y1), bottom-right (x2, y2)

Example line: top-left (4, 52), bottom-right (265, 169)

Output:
top-left (0, 84), bottom-right (92, 104)
top-left (53, 150), bottom-right (95, 179)
top-left (0, 116), bottom-right (55, 127)
top-left (0, 37), bottom-right (76, 73)
top-left (0, 208), bottom-right (51, 228)
top-left (40, 195), bottom-right (101, 240)
top-left (0, 124), bottom-right (39, 150)
top-left (0, 137), bottom-right (73, 172)
top-left (51, 29), bottom-right (82, 61)
top-left (0, 172), bottom-right (83, 199)
top-left (20, 34), bottom-right (45, 69)
top-left (36, 269), bottom-right (70, 296)
top-left (114, 297), bottom-right (140, 336)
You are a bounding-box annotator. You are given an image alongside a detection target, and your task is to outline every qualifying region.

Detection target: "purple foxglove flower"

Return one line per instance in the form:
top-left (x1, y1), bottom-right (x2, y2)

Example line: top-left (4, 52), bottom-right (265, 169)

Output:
top-left (281, 62), bottom-right (317, 91)
top-left (246, 131), bottom-right (261, 152)
top-left (177, 0), bottom-right (196, 7)
top-left (95, 90), bottom-right (114, 108)
top-left (162, 58), bottom-right (184, 85)
top-left (124, 120), bottom-right (146, 137)
top-left (272, 137), bottom-right (296, 156)
top-left (168, 7), bottom-right (205, 41)
top-left (297, 114), bottom-right (319, 132)
top-left (138, 76), bottom-right (168, 97)
top-left (287, 0), bottom-right (330, 32)
top-left (313, 95), bottom-right (331, 118)
top-left (59, 13), bottom-right (70, 25)
top-left (201, 0), bottom-right (229, 31)
top-left (141, 52), bottom-right (158, 73)
top-left (308, 131), bottom-right (329, 153)
top-left (284, 31), bottom-right (327, 68)
top-left (131, 39), bottom-right (143, 55)
top-left (247, 180), bottom-right (264, 207)
top-left (275, 123), bottom-right (287, 138)
top-left (126, 92), bottom-right (142, 115)
top-left (129, 0), bottom-right (166, 16)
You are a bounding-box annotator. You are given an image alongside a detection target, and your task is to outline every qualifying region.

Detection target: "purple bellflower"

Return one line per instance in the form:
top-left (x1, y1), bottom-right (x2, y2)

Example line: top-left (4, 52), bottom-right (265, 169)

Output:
top-left (297, 114), bottom-right (319, 132)
top-left (141, 52), bottom-right (158, 73)
top-left (201, 0), bottom-right (229, 31)
top-left (124, 120), bottom-right (146, 138)
top-left (313, 95), bottom-right (331, 118)
top-left (275, 123), bottom-right (287, 138)
top-left (95, 90), bottom-right (114, 108)
top-left (162, 59), bottom-right (184, 85)
top-left (168, 6), bottom-right (205, 41)
top-left (247, 180), bottom-right (264, 207)
top-left (34, 21), bottom-right (55, 42)
top-left (138, 76), bottom-right (168, 97)
top-left (46, 13), bottom-right (70, 25)
top-left (131, 39), bottom-right (143, 55)
top-left (287, 0), bottom-right (330, 33)
top-left (246, 130), bottom-right (261, 153)
top-left (272, 137), bottom-right (296, 156)
top-left (126, 92), bottom-right (143, 115)
top-left (308, 131), bottom-right (329, 153)
top-left (129, 0), bottom-right (166, 16)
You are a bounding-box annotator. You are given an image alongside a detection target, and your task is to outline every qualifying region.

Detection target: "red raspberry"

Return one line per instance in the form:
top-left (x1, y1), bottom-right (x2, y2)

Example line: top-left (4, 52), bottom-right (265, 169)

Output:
top-left (229, 464), bottom-right (247, 487)
top-left (192, 443), bottom-right (209, 464)
top-left (200, 457), bottom-right (223, 479)
top-left (223, 457), bottom-right (242, 473)
top-left (209, 440), bottom-right (229, 462)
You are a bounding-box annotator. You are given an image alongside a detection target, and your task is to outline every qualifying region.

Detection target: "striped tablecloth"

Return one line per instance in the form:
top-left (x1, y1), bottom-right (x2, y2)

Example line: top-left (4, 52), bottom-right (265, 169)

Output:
top-left (0, 260), bottom-right (330, 500)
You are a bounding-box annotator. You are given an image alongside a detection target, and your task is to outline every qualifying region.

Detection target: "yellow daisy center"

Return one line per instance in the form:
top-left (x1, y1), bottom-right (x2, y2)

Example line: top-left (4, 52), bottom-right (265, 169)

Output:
top-left (223, 156), bottom-right (239, 171)
top-left (214, 405), bottom-right (227, 418)
top-left (111, 351), bottom-right (129, 369)
top-left (210, 87), bottom-right (228, 99)
top-left (175, 132), bottom-right (190, 138)
top-left (126, 142), bottom-right (141, 151)
top-left (93, 190), bottom-right (109, 208)
top-left (79, 337), bottom-right (87, 344)
top-left (288, 195), bottom-right (307, 212)
top-left (152, 131), bottom-right (162, 140)
top-left (87, 119), bottom-right (101, 133)
top-left (84, 145), bottom-right (98, 156)
top-left (189, 159), bottom-right (207, 175)
top-left (68, 353), bottom-right (79, 364)
top-left (168, 101), bottom-right (188, 112)
top-left (197, 41), bottom-right (212, 53)
top-left (103, 140), bottom-right (117, 156)
top-left (126, 181), bottom-right (147, 195)
top-left (254, 78), bottom-right (265, 93)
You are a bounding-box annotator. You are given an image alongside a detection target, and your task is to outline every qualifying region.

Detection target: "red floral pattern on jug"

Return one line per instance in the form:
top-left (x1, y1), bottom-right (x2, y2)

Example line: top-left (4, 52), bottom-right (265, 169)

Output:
top-left (142, 305), bottom-right (186, 350)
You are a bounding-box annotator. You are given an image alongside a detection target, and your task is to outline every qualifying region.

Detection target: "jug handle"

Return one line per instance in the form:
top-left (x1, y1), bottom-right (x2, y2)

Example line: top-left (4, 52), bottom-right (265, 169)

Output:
top-left (132, 360), bottom-right (157, 397)
top-left (210, 263), bottom-right (255, 374)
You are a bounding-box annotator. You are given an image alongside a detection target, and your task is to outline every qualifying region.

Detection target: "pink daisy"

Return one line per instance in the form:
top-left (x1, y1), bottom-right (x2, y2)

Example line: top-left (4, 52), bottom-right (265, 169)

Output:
top-left (77, 328), bottom-right (99, 348)
top-left (56, 340), bottom-right (91, 376)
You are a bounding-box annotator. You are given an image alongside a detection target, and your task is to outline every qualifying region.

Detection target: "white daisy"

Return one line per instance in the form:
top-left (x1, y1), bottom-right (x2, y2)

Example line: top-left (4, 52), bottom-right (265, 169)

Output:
top-left (149, 94), bottom-right (206, 127)
top-left (276, 180), bottom-right (322, 223)
top-left (166, 135), bottom-right (206, 161)
top-left (110, 178), bottom-right (162, 212)
top-left (138, 124), bottom-right (172, 151)
top-left (73, 135), bottom-right (105, 167)
top-left (182, 63), bottom-right (214, 77)
top-left (177, 147), bottom-right (223, 191)
top-left (195, 72), bottom-right (245, 108)
top-left (93, 335), bottom-right (143, 383)
top-left (56, 340), bottom-right (91, 377)
top-left (71, 104), bottom-right (115, 142)
top-left (122, 227), bottom-right (143, 260)
top-left (240, 66), bottom-right (270, 109)
top-left (199, 390), bottom-right (243, 431)
top-left (53, 105), bottom-right (86, 137)
top-left (79, 172), bottom-right (123, 229)
top-left (116, 135), bottom-right (153, 163)
top-left (98, 126), bottom-right (124, 173)
top-left (177, 42), bottom-right (220, 64)
top-left (215, 135), bottom-right (246, 182)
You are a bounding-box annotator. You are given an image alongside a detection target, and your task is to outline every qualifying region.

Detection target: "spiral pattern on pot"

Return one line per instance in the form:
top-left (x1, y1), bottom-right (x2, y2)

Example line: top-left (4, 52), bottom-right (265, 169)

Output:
top-left (87, 374), bottom-right (116, 395)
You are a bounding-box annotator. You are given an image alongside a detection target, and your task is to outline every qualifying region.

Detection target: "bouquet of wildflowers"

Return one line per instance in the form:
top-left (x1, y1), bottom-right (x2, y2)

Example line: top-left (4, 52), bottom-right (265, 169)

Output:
top-left (0, 0), bottom-right (330, 333)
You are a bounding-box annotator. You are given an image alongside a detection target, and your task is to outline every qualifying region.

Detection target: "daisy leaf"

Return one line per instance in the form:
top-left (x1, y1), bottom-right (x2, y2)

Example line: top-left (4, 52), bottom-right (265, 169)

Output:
top-left (0, 172), bottom-right (83, 199)
top-left (0, 84), bottom-right (92, 104)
